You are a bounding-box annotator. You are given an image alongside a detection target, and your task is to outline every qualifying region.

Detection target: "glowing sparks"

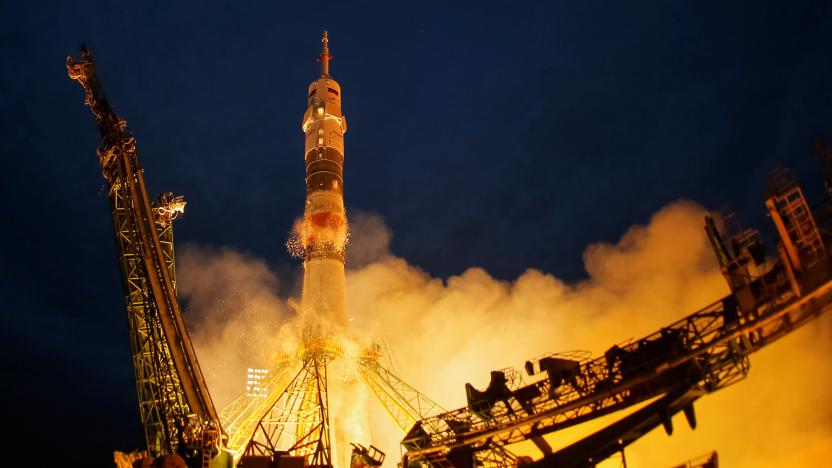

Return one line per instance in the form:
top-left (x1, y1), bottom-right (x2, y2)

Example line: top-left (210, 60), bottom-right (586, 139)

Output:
top-left (154, 192), bottom-right (186, 226)
top-left (286, 214), bottom-right (351, 260)
top-left (287, 194), bottom-right (351, 260)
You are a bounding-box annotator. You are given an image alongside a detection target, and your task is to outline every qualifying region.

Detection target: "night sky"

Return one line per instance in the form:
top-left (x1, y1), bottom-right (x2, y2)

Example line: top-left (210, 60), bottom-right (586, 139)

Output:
top-left (2, 1), bottom-right (831, 464)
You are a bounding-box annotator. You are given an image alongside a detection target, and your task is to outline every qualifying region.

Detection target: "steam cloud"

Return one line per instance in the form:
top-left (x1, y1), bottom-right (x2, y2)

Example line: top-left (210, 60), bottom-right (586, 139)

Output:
top-left (181, 202), bottom-right (832, 467)
top-left (177, 247), bottom-right (299, 408)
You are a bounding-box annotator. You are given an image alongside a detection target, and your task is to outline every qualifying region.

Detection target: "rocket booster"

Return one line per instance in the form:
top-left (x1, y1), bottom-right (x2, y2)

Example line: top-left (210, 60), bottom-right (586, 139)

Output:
top-left (300, 31), bottom-right (348, 326)
top-left (301, 31), bottom-right (347, 260)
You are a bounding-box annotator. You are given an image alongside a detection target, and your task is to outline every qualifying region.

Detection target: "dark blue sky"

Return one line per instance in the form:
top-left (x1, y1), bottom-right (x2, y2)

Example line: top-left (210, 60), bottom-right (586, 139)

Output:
top-left (1, 1), bottom-right (830, 463)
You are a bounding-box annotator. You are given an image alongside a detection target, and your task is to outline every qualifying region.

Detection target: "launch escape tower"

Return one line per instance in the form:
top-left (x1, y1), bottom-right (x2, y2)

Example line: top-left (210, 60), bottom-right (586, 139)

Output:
top-left (69, 35), bottom-right (832, 468)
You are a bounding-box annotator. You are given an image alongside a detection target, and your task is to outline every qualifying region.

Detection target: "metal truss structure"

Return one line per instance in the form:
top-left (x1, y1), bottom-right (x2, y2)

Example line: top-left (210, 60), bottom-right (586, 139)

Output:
top-left (401, 169), bottom-right (832, 467)
top-left (402, 277), bottom-right (832, 466)
top-left (360, 349), bottom-right (516, 467)
top-left (224, 335), bottom-right (517, 467)
top-left (67, 47), bottom-right (219, 458)
top-left (244, 326), bottom-right (336, 467)
top-left (221, 358), bottom-right (295, 455)
top-left (359, 349), bottom-right (445, 433)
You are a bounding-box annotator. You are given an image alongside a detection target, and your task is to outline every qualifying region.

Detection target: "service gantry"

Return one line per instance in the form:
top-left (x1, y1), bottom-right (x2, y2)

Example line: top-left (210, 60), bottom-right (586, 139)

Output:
top-left (67, 46), bottom-right (220, 465)
top-left (400, 150), bottom-right (832, 467)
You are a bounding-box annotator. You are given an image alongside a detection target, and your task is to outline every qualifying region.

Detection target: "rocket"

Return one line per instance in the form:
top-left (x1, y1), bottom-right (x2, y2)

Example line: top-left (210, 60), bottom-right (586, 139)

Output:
top-left (299, 31), bottom-right (348, 327)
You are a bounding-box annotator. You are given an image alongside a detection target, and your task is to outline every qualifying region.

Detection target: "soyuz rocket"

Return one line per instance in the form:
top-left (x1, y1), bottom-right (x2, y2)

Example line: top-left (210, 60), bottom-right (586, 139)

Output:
top-left (299, 31), bottom-right (348, 327)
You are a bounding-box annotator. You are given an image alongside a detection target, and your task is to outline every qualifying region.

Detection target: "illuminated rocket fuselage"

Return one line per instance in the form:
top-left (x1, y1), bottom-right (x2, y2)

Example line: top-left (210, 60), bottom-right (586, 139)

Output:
top-left (300, 32), bottom-right (348, 327)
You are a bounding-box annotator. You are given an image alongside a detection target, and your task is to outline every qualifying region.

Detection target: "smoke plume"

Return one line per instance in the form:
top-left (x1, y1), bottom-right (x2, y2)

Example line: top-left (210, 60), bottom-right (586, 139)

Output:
top-left (177, 246), bottom-right (299, 408)
top-left (181, 202), bottom-right (832, 467)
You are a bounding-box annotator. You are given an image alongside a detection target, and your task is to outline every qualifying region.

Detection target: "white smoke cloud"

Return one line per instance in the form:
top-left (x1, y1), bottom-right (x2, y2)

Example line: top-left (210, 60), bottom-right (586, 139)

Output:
top-left (180, 202), bottom-right (832, 467)
top-left (345, 211), bottom-right (393, 269)
top-left (177, 245), bottom-right (299, 408)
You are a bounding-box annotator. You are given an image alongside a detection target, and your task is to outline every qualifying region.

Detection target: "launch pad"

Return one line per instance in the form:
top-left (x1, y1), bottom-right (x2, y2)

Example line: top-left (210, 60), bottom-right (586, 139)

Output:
top-left (68, 32), bottom-right (832, 468)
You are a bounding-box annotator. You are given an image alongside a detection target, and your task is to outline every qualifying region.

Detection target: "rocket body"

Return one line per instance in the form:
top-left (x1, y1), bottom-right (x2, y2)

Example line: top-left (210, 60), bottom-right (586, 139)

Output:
top-left (299, 36), bottom-right (348, 327)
